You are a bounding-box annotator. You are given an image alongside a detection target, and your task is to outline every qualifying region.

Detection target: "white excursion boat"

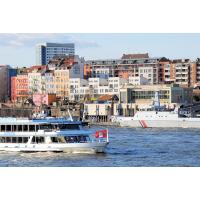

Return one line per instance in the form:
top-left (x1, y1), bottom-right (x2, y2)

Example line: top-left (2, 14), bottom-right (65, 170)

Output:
top-left (111, 92), bottom-right (200, 128)
top-left (0, 118), bottom-right (109, 153)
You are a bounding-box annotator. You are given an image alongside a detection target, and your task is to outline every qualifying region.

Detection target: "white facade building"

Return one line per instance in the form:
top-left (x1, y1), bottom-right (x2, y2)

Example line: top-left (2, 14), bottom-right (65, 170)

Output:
top-left (28, 72), bottom-right (43, 94)
top-left (139, 65), bottom-right (158, 84)
top-left (108, 77), bottom-right (127, 95)
top-left (41, 71), bottom-right (55, 94)
top-left (128, 76), bottom-right (149, 85)
top-left (69, 78), bottom-right (89, 101)
top-left (88, 78), bottom-right (108, 96)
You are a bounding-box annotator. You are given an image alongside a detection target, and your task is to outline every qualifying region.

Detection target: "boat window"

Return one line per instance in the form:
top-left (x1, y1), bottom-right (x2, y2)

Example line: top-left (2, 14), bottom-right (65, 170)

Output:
top-left (23, 125), bottom-right (28, 132)
top-left (23, 137), bottom-right (29, 143)
top-left (12, 125), bottom-right (17, 132)
top-left (86, 136), bottom-right (90, 142)
top-left (29, 125), bottom-right (35, 132)
top-left (39, 124), bottom-right (52, 130)
top-left (36, 125), bottom-right (39, 131)
top-left (18, 137), bottom-right (23, 143)
top-left (0, 137), bottom-right (5, 143)
top-left (6, 125), bottom-right (11, 131)
top-left (65, 135), bottom-right (90, 143)
top-left (6, 137), bottom-right (11, 143)
top-left (58, 124), bottom-right (80, 130)
top-left (51, 137), bottom-right (59, 143)
top-left (1, 125), bottom-right (5, 132)
top-left (31, 136), bottom-right (45, 143)
top-left (77, 135), bottom-right (87, 143)
top-left (52, 124), bottom-right (58, 130)
top-left (12, 137), bottom-right (17, 143)
top-left (18, 125), bottom-right (23, 132)
top-left (64, 136), bottom-right (78, 143)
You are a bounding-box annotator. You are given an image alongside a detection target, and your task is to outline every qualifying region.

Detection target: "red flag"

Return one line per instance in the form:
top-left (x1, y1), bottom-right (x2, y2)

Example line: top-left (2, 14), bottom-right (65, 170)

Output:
top-left (95, 130), bottom-right (107, 138)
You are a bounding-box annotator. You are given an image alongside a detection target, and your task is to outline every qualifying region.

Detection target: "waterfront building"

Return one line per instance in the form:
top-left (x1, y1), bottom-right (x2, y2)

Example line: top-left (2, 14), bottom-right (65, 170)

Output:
top-left (69, 78), bottom-right (89, 101)
top-left (69, 77), bottom-right (128, 100)
top-left (119, 84), bottom-right (193, 109)
top-left (41, 70), bottom-right (55, 94)
top-left (86, 54), bottom-right (161, 85)
top-left (11, 74), bottom-right (29, 103)
top-left (162, 59), bottom-right (197, 87)
top-left (54, 69), bottom-right (70, 98)
top-left (88, 78), bottom-right (109, 97)
top-left (196, 58), bottom-right (200, 86)
top-left (128, 76), bottom-right (149, 85)
top-left (117, 56), bottom-right (160, 84)
top-left (28, 72), bottom-right (43, 94)
top-left (36, 42), bottom-right (75, 65)
top-left (86, 59), bottom-right (120, 78)
top-left (108, 77), bottom-right (128, 96)
top-left (32, 93), bottom-right (56, 106)
top-left (84, 94), bottom-right (119, 122)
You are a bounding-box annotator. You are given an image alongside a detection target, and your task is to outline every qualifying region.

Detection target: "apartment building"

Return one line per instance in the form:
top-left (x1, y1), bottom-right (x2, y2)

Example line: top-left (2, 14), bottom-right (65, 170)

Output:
top-left (69, 78), bottom-right (89, 101)
top-left (196, 58), bottom-right (200, 85)
top-left (11, 74), bottom-right (29, 103)
top-left (87, 54), bottom-right (160, 85)
top-left (162, 59), bottom-right (197, 87)
top-left (128, 76), bottom-right (149, 85)
top-left (54, 69), bottom-right (70, 98)
top-left (28, 72), bottom-right (43, 94)
top-left (69, 77), bottom-right (128, 100)
top-left (108, 77), bottom-right (127, 95)
top-left (88, 78), bottom-right (109, 97)
top-left (41, 70), bottom-right (55, 94)
top-left (117, 57), bottom-right (160, 84)
top-left (86, 59), bottom-right (120, 78)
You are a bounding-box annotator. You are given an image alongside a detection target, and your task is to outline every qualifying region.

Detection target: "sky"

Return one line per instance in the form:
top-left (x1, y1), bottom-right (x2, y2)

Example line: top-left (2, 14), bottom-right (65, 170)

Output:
top-left (0, 33), bottom-right (200, 67)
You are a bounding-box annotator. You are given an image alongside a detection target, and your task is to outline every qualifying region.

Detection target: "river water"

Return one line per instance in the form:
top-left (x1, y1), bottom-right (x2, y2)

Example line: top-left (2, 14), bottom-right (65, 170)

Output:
top-left (0, 126), bottom-right (200, 167)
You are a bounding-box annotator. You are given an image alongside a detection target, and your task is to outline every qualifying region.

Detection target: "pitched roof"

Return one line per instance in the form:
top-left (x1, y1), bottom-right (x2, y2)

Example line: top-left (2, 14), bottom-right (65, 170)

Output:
top-left (97, 94), bottom-right (119, 102)
top-left (122, 53), bottom-right (149, 59)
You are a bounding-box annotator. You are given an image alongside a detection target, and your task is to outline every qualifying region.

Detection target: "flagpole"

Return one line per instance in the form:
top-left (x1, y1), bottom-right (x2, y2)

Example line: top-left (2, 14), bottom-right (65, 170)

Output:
top-left (106, 128), bottom-right (109, 143)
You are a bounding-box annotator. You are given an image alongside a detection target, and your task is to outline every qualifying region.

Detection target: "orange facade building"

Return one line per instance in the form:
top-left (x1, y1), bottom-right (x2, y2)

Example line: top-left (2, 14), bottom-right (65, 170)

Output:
top-left (11, 75), bottom-right (29, 103)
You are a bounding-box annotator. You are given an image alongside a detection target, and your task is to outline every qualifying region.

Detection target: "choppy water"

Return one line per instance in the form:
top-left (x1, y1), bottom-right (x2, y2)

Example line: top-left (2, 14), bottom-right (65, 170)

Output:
top-left (1, 126), bottom-right (200, 167)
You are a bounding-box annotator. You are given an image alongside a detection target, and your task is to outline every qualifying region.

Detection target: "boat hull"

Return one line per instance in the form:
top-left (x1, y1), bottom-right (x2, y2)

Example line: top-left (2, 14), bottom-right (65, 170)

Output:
top-left (0, 142), bottom-right (108, 153)
top-left (113, 117), bottom-right (200, 128)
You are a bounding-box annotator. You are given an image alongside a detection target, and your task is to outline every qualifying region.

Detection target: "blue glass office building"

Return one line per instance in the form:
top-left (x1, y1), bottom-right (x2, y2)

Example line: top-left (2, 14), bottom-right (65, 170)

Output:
top-left (36, 42), bottom-right (75, 65)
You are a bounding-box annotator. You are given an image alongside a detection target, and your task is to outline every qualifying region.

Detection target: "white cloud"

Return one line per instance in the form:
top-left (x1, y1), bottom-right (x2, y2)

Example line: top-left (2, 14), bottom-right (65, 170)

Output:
top-left (0, 33), bottom-right (100, 49)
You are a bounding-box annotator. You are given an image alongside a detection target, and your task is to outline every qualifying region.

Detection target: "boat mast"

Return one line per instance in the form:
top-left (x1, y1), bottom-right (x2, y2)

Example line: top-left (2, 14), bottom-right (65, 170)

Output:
top-left (67, 109), bottom-right (73, 122)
